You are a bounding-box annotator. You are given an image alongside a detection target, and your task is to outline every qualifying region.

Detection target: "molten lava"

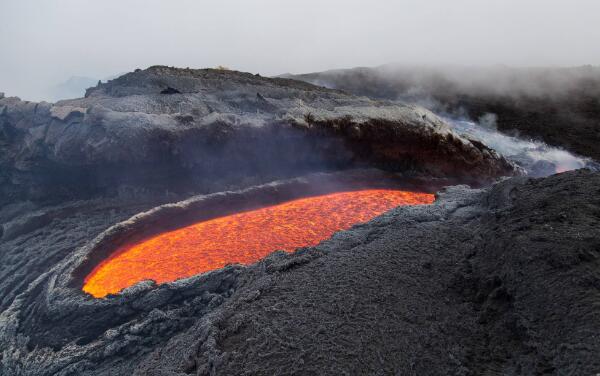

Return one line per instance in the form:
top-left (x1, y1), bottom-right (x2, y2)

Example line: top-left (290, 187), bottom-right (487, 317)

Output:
top-left (83, 189), bottom-right (434, 298)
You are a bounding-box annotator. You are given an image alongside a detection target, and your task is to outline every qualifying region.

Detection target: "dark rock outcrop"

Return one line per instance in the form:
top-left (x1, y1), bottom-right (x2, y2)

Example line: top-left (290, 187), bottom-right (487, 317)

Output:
top-left (0, 66), bottom-right (516, 207)
top-left (0, 170), bottom-right (599, 375)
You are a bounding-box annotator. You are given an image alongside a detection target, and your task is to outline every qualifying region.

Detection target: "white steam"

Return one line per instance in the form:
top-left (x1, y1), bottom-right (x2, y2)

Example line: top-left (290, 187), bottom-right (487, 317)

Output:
top-left (446, 115), bottom-right (598, 177)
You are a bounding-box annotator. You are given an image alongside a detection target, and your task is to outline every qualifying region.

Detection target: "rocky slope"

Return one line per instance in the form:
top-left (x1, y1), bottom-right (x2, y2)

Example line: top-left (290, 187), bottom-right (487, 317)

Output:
top-left (0, 67), bottom-right (516, 207)
top-left (291, 65), bottom-right (600, 161)
top-left (0, 170), bottom-right (598, 375)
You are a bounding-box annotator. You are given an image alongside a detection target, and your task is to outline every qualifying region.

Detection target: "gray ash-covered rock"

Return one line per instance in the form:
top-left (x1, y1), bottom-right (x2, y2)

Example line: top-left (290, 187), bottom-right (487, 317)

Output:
top-left (0, 170), bottom-right (599, 375)
top-left (0, 66), bottom-right (516, 207)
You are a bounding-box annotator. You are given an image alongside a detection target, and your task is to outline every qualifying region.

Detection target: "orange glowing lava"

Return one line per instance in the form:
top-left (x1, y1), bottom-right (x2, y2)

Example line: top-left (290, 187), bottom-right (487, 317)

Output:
top-left (83, 189), bottom-right (434, 298)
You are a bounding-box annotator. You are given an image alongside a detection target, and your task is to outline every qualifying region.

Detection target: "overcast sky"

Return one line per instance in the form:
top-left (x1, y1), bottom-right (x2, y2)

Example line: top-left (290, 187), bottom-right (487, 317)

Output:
top-left (1, 0), bottom-right (600, 101)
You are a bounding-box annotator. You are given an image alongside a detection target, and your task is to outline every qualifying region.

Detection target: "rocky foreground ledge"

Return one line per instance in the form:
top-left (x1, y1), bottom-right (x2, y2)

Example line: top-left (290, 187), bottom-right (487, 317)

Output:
top-left (0, 170), bottom-right (599, 375)
top-left (0, 66), bottom-right (516, 206)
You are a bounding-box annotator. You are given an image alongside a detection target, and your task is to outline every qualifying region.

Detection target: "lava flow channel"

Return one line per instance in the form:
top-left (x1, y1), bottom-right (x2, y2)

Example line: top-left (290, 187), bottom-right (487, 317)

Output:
top-left (83, 189), bottom-right (434, 298)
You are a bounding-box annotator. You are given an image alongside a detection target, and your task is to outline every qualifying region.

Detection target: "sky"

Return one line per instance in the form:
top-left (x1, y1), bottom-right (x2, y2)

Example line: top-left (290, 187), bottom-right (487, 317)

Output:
top-left (1, 0), bottom-right (600, 101)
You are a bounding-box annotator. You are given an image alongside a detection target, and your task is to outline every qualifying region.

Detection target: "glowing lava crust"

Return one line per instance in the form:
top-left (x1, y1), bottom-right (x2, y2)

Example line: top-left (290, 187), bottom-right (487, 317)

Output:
top-left (83, 189), bottom-right (434, 298)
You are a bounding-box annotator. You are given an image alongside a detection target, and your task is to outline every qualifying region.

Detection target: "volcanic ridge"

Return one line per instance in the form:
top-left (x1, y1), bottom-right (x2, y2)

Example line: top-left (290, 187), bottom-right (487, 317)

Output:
top-left (0, 67), bottom-right (598, 375)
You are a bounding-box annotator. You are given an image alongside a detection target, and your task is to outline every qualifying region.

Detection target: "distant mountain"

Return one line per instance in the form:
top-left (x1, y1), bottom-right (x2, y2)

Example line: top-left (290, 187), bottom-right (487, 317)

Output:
top-left (47, 73), bottom-right (126, 102)
top-left (46, 76), bottom-right (99, 101)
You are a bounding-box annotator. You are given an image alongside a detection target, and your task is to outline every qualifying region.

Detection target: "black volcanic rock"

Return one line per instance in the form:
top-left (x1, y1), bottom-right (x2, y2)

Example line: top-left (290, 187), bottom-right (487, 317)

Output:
top-left (0, 66), bottom-right (517, 206)
top-left (0, 170), bottom-right (598, 375)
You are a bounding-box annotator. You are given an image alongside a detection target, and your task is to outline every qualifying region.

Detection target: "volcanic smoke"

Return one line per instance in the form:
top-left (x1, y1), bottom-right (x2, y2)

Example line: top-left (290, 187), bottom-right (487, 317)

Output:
top-left (83, 189), bottom-right (434, 298)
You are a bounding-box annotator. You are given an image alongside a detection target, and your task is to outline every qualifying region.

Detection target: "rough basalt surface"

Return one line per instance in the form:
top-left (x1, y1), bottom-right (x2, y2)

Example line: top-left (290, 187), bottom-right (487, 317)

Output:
top-left (0, 66), bottom-right (516, 206)
top-left (0, 170), bottom-right (599, 375)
